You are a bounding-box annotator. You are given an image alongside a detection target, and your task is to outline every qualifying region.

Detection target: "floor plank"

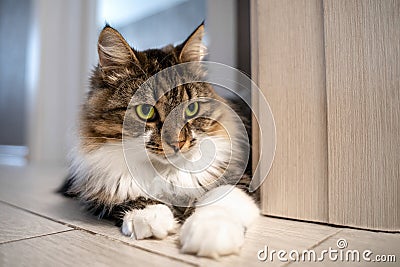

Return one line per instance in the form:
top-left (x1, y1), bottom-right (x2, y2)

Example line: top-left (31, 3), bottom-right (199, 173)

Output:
top-left (96, 216), bottom-right (341, 267)
top-left (0, 165), bottom-right (340, 266)
top-left (0, 202), bottom-right (71, 244)
top-left (0, 165), bottom-right (398, 267)
top-left (0, 230), bottom-right (194, 267)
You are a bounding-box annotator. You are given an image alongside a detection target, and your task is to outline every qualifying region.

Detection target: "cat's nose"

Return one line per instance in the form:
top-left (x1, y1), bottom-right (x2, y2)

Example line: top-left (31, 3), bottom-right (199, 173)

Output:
top-left (169, 140), bottom-right (186, 152)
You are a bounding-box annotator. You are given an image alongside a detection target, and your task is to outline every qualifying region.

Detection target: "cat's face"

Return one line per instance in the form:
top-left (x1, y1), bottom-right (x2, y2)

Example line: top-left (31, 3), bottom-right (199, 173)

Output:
top-left (134, 85), bottom-right (227, 158)
top-left (81, 24), bottom-right (229, 164)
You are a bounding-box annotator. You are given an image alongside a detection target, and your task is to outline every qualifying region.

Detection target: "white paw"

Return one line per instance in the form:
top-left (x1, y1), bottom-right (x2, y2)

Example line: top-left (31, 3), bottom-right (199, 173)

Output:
top-left (121, 204), bottom-right (178, 240)
top-left (180, 206), bottom-right (245, 259)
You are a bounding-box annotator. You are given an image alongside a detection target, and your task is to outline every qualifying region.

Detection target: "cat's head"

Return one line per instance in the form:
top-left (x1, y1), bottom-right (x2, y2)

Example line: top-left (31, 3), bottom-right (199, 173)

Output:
top-left (79, 23), bottom-right (247, 193)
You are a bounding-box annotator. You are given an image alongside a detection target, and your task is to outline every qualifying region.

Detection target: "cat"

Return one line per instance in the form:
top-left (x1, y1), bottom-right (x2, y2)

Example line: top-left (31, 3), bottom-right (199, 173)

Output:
top-left (59, 22), bottom-right (259, 259)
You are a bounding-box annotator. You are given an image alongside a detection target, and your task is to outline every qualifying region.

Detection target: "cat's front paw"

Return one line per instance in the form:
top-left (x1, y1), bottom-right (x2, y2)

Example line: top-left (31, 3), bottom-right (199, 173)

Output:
top-left (122, 204), bottom-right (178, 240)
top-left (180, 206), bottom-right (245, 259)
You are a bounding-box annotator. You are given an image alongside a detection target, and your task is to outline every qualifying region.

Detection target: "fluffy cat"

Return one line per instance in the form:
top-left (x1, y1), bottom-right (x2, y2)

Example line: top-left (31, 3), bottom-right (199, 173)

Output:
top-left (60, 22), bottom-right (259, 258)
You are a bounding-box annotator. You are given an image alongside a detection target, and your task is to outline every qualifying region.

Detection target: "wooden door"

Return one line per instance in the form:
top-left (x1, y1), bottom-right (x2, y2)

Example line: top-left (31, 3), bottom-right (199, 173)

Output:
top-left (252, 0), bottom-right (400, 231)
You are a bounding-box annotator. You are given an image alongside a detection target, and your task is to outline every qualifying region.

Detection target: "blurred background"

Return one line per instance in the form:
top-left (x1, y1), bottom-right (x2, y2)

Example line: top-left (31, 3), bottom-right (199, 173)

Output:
top-left (0, 0), bottom-right (251, 166)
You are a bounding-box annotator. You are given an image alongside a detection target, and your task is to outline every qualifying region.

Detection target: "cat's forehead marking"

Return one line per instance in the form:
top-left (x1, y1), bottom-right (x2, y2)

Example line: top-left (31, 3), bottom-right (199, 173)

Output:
top-left (154, 86), bottom-right (191, 121)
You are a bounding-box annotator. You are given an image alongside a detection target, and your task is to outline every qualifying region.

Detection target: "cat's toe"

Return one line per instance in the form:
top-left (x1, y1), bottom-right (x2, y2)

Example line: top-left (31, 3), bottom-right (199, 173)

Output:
top-left (122, 204), bottom-right (178, 240)
top-left (180, 206), bottom-right (245, 259)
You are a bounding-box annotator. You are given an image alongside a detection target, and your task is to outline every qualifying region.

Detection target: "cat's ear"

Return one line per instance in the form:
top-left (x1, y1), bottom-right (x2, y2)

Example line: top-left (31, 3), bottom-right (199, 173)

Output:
top-left (97, 25), bottom-right (138, 68)
top-left (179, 22), bottom-right (207, 62)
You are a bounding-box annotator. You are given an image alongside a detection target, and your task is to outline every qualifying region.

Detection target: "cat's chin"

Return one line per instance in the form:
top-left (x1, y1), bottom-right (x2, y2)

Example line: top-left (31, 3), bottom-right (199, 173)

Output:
top-left (148, 150), bottom-right (192, 166)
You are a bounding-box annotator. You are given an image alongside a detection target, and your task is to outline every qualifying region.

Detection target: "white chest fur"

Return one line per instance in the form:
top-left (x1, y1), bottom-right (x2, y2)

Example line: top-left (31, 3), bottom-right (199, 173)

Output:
top-left (70, 142), bottom-right (211, 205)
top-left (70, 129), bottom-right (237, 206)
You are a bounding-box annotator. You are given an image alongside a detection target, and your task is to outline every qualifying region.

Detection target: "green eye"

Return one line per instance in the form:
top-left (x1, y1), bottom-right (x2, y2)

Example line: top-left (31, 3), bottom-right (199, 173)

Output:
top-left (136, 104), bottom-right (155, 121)
top-left (185, 102), bottom-right (199, 118)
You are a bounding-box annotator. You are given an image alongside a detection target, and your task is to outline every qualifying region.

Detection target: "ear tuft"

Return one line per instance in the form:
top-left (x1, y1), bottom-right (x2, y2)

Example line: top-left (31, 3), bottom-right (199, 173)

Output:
top-left (98, 26), bottom-right (138, 68)
top-left (179, 22), bottom-right (207, 62)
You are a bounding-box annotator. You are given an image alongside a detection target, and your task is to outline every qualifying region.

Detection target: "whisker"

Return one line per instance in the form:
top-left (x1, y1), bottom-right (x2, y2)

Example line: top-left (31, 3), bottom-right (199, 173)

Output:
top-left (131, 62), bottom-right (149, 80)
top-left (82, 144), bottom-right (123, 147)
top-left (81, 142), bottom-right (145, 148)
top-left (123, 147), bottom-right (147, 151)
top-left (83, 148), bottom-right (124, 154)
top-left (145, 146), bottom-right (164, 151)
top-left (81, 137), bottom-right (123, 141)
top-left (78, 146), bottom-right (145, 154)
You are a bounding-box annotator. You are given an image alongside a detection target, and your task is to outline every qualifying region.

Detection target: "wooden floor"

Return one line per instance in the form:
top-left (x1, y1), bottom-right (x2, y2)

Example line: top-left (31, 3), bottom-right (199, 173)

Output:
top-left (0, 165), bottom-right (398, 266)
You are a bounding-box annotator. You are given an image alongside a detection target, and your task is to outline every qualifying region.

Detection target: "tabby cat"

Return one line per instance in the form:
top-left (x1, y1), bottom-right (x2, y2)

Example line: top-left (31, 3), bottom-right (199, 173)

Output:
top-left (60, 22), bottom-right (259, 258)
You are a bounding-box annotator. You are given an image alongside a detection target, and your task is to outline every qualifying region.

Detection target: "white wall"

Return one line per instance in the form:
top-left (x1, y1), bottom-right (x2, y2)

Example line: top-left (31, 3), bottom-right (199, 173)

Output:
top-left (27, 0), bottom-right (97, 165)
top-left (26, 0), bottom-right (247, 165)
top-left (207, 0), bottom-right (251, 102)
top-left (118, 0), bottom-right (205, 50)
top-left (97, 0), bottom-right (188, 27)
top-left (206, 0), bottom-right (237, 69)
top-left (0, 0), bottom-right (32, 146)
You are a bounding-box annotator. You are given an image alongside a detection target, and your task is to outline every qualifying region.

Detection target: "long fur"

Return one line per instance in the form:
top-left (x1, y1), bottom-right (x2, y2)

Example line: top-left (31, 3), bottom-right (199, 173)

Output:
top-left (60, 23), bottom-right (259, 258)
